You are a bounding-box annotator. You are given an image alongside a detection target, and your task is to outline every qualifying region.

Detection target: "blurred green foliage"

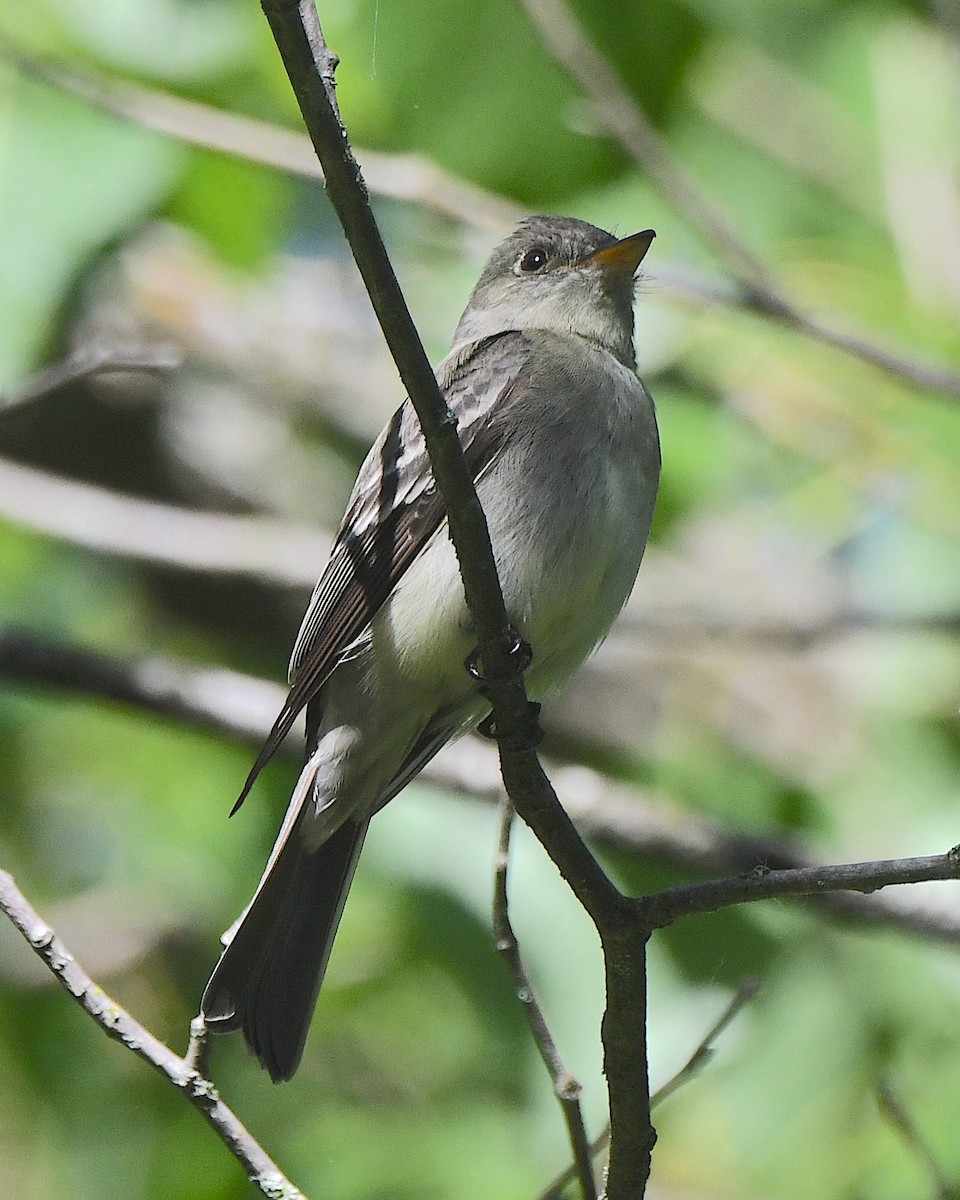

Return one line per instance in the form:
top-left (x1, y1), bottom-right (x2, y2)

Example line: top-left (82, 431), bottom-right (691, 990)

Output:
top-left (1, 0), bottom-right (960, 1197)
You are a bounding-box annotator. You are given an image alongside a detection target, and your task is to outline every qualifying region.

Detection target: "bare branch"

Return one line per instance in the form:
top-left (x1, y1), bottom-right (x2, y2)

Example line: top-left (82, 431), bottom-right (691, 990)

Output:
top-left (0, 869), bottom-right (306, 1199)
top-left (650, 977), bottom-right (760, 1109)
top-left (635, 850), bottom-right (960, 927)
top-left (494, 799), bottom-right (597, 1200)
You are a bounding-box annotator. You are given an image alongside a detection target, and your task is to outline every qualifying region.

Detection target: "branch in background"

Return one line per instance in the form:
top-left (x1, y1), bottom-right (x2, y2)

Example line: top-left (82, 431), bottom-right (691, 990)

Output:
top-left (0, 626), bottom-right (294, 745)
top-left (0, 344), bottom-right (330, 583)
top-left (6, 45), bottom-right (960, 399)
top-left (0, 342), bottom-right (182, 415)
top-left (493, 800), bottom-right (597, 1200)
top-left (0, 453), bottom-right (328, 584)
top-left (8, 45), bottom-right (522, 235)
top-left (5, 449), bottom-right (960, 650)
top-left (6, 447), bottom-right (960, 647)
top-left (876, 1077), bottom-right (960, 1200)
top-left (516, 0), bottom-right (776, 293)
top-left (3, 625), bottom-right (960, 953)
top-left (0, 869), bottom-right (307, 1200)
top-left (4, 432), bottom-right (960, 653)
top-left (516, 0), bottom-right (960, 401)
top-left (660, 266), bottom-right (960, 398)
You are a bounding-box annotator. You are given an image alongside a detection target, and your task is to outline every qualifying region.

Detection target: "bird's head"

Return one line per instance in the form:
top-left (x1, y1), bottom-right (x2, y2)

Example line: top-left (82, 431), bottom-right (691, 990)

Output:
top-left (453, 215), bottom-right (655, 369)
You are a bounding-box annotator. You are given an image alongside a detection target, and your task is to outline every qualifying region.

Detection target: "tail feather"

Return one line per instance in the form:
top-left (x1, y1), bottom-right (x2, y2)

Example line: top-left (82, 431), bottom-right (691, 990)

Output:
top-left (202, 817), bottom-right (369, 1082)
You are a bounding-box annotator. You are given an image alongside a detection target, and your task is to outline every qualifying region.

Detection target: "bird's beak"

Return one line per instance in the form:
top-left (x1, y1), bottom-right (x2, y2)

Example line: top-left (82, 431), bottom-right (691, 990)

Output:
top-left (576, 229), bottom-right (656, 277)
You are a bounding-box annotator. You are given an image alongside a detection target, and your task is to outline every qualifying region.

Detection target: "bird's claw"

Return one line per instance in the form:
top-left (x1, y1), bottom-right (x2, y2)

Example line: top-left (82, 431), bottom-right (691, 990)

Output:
top-left (477, 701), bottom-right (543, 750)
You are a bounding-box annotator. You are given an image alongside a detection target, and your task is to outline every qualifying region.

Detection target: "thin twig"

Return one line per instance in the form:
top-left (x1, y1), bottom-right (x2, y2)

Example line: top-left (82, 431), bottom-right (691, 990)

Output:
top-left (0, 342), bottom-right (182, 414)
top-left (539, 978), bottom-right (760, 1199)
top-left (494, 799), bottom-right (597, 1200)
top-left (0, 869), bottom-right (306, 1200)
top-left (877, 1077), bottom-right (960, 1200)
top-left (185, 1016), bottom-right (213, 1077)
top-left (6, 44), bottom-right (522, 234)
top-left (650, 977), bottom-right (760, 1108)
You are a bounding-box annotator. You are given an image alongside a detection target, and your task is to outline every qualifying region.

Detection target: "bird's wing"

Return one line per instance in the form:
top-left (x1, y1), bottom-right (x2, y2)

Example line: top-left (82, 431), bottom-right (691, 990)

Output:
top-left (231, 331), bottom-right (533, 812)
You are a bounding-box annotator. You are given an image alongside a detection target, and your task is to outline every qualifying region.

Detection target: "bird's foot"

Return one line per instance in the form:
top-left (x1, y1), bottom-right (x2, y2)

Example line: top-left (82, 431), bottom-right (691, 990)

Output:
top-left (464, 627), bottom-right (532, 685)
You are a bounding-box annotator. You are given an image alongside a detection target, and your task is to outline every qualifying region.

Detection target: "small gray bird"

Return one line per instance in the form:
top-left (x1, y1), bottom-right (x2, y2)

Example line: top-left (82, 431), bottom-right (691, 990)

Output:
top-left (202, 216), bottom-right (661, 1081)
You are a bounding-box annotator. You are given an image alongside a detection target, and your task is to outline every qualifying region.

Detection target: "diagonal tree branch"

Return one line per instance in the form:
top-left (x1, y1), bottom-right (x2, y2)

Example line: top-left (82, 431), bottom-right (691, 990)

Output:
top-left (258, 2), bottom-right (648, 1191)
top-left (876, 1077), bottom-right (960, 1200)
top-left (517, 0), bottom-right (960, 401)
top-left (5, 42), bottom-right (522, 235)
top-left (259, 0), bottom-right (620, 925)
top-left (0, 342), bottom-right (182, 414)
top-left (0, 869), bottom-right (307, 1200)
top-left (658, 266), bottom-right (960, 398)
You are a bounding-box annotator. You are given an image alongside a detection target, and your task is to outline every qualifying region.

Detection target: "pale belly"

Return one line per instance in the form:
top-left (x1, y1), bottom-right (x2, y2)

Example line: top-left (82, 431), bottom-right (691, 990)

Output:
top-left (367, 444), bottom-right (656, 708)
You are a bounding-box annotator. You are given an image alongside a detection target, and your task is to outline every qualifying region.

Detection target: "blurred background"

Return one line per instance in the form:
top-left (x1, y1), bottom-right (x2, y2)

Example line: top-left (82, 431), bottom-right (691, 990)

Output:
top-left (1, 0), bottom-right (960, 1196)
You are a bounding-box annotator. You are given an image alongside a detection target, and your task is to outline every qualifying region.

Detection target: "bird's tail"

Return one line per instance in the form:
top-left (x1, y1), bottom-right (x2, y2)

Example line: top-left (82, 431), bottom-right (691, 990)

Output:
top-left (201, 814), bottom-right (368, 1082)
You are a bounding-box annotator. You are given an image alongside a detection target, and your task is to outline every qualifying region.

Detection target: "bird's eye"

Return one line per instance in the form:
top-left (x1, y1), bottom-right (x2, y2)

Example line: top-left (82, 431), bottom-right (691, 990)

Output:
top-left (516, 247), bottom-right (549, 274)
